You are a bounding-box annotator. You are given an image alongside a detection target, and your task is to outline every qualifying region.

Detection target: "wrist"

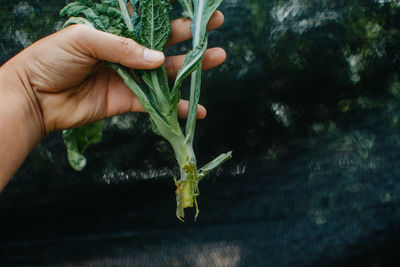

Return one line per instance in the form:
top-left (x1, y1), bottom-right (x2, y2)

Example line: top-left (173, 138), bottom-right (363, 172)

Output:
top-left (0, 59), bottom-right (45, 189)
top-left (0, 58), bottom-right (44, 149)
top-left (0, 53), bottom-right (48, 190)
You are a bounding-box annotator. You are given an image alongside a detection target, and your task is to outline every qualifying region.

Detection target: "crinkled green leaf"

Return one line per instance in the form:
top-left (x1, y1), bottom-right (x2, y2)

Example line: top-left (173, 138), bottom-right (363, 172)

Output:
top-left (61, 2), bottom-right (107, 31)
top-left (61, 0), bottom-right (139, 40)
top-left (137, 0), bottom-right (172, 114)
top-left (101, 0), bottom-right (119, 8)
top-left (139, 0), bottom-right (171, 51)
top-left (62, 120), bottom-right (105, 171)
top-left (63, 17), bottom-right (97, 28)
top-left (66, 0), bottom-right (94, 6)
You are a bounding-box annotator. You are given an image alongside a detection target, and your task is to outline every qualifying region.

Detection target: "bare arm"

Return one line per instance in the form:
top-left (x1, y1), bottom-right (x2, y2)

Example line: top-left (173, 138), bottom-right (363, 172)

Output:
top-left (0, 63), bottom-right (42, 190)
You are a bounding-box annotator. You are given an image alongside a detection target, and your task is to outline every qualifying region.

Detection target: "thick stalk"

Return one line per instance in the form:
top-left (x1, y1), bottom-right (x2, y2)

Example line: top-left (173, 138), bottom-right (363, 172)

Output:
top-left (168, 132), bottom-right (196, 169)
top-left (166, 129), bottom-right (199, 220)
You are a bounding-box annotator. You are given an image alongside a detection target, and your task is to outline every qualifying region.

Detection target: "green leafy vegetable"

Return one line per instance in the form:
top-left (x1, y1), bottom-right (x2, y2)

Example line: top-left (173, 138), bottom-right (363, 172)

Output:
top-left (60, 0), bottom-right (231, 221)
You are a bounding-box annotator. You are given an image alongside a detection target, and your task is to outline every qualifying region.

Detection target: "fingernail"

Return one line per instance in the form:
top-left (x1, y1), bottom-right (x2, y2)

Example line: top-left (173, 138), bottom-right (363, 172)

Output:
top-left (143, 49), bottom-right (164, 62)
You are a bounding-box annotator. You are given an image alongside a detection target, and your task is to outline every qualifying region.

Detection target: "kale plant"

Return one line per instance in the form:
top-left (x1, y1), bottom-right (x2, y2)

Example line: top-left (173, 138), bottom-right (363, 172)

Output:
top-left (60, 0), bottom-right (231, 220)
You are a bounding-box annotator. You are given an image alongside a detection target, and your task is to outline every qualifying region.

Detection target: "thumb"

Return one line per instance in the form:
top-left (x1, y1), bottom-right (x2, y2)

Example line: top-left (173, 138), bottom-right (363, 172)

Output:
top-left (67, 24), bottom-right (165, 69)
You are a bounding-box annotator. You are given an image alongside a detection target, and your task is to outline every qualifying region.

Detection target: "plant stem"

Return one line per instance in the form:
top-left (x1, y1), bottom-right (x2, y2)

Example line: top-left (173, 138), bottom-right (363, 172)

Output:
top-left (185, 67), bottom-right (202, 145)
top-left (168, 132), bottom-right (196, 168)
top-left (150, 71), bottom-right (170, 113)
top-left (118, 0), bottom-right (134, 31)
top-left (166, 128), bottom-right (199, 220)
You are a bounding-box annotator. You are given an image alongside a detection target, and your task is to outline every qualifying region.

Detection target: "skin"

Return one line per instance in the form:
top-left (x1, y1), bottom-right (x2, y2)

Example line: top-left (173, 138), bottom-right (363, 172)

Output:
top-left (0, 10), bottom-right (225, 191)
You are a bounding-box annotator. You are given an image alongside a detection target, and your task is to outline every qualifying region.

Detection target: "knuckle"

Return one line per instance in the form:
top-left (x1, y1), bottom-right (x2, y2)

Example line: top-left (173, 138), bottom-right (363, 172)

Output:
top-left (116, 37), bottom-right (143, 65)
top-left (64, 24), bottom-right (93, 45)
top-left (118, 37), bottom-right (139, 55)
top-left (119, 37), bottom-right (132, 50)
top-left (67, 23), bottom-right (88, 36)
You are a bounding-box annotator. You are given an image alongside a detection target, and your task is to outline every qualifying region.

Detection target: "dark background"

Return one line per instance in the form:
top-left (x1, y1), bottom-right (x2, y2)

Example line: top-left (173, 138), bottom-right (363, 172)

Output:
top-left (2, 0), bottom-right (400, 266)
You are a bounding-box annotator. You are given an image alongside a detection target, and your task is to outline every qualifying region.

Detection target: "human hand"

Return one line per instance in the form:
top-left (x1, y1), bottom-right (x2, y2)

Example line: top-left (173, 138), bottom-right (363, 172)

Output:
top-left (3, 11), bottom-right (225, 138)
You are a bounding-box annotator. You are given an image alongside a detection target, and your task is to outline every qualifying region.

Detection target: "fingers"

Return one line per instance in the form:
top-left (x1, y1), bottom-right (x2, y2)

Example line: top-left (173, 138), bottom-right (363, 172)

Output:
top-left (165, 47), bottom-right (226, 79)
top-left (129, 94), bottom-right (207, 119)
top-left (66, 24), bottom-right (165, 69)
top-left (166, 10), bottom-right (224, 47)
top-left (177, 100), bottom-right (207, 119)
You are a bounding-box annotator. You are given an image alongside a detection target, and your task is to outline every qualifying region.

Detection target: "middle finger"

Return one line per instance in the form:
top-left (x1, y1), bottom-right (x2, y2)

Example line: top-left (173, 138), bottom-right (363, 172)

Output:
top-left (165, 47), bottom-right (226, 79)
top-left (166, 10), bottom-right (224, 47)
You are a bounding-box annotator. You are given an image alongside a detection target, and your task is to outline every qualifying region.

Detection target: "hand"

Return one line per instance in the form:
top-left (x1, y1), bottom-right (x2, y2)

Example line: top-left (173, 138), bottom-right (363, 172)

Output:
top-left (4, 11), bottom-right (225, 136)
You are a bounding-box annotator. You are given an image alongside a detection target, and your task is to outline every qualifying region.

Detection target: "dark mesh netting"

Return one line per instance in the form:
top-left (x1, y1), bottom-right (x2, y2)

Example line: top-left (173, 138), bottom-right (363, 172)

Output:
top-left (2, 0), bottom-right (400, 266)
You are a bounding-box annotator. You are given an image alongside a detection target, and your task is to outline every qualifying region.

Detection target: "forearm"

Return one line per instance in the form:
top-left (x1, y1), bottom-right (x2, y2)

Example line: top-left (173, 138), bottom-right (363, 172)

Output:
top-left (0, 59), bottom-right (43, 191)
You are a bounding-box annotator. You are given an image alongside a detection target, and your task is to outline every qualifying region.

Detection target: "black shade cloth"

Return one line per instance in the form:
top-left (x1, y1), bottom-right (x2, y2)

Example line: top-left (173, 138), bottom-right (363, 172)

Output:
top-left (1, 0), bottom-right (400, 266)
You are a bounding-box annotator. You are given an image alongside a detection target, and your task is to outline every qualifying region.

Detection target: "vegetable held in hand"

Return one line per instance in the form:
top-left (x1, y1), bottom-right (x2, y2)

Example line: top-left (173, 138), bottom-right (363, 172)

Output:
top-left (60, 0), bottom-right (231, 221)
